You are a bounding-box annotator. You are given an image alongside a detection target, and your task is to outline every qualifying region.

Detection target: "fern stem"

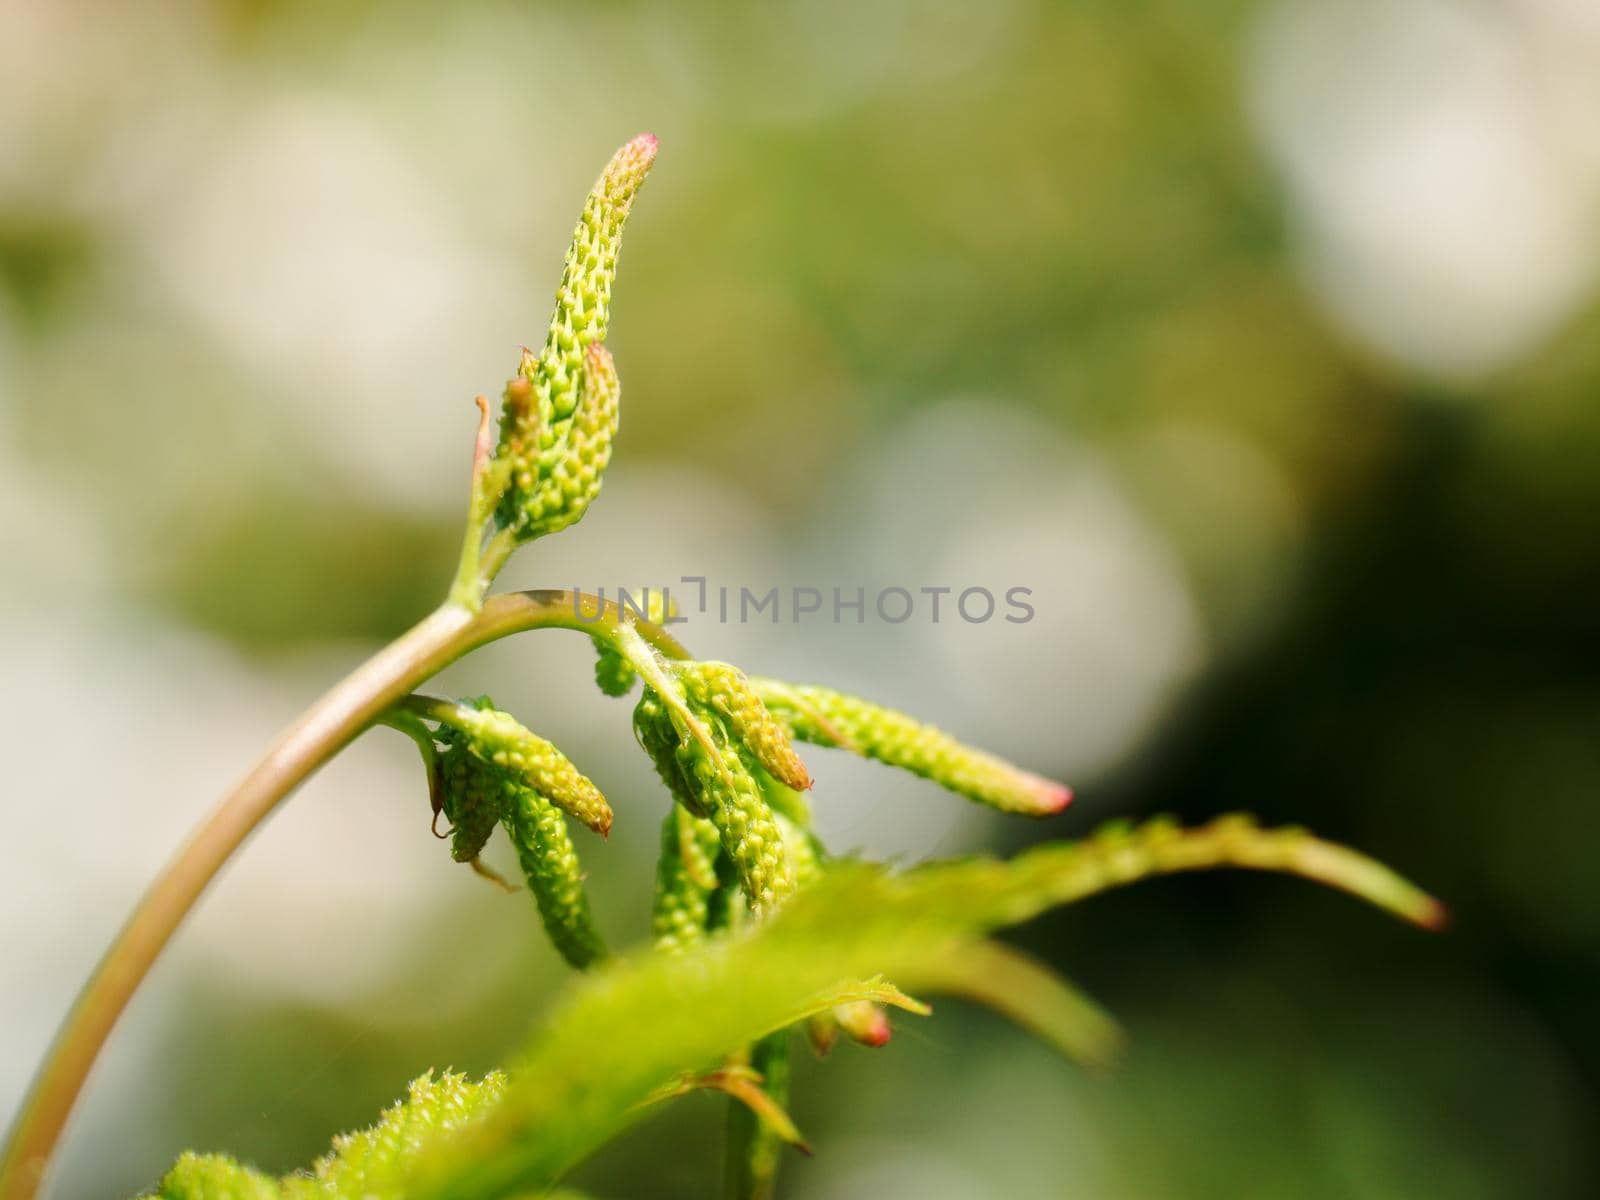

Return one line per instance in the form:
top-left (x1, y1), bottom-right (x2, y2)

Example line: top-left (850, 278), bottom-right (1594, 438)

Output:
top-left (0, 590), bottom-right (688, 1200)
top-left (724, 1031), bottom-right (792, 1200)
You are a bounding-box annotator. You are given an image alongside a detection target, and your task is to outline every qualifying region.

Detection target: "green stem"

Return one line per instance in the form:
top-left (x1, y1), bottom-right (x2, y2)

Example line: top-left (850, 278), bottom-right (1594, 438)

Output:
top-left (0, 590), bottom-right (688, 1200)
top-left (476, 526), bottom-right (520, 593)
top-left (724, 1031), bottom-right (792, 1200)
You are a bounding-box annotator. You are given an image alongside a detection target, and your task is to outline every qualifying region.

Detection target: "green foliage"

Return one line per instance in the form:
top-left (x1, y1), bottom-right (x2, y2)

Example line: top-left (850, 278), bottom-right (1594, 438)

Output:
top-left (156, 817), bottom-right (1436, 1199)
top-left (121, 136), bottom-right (1442, 1200)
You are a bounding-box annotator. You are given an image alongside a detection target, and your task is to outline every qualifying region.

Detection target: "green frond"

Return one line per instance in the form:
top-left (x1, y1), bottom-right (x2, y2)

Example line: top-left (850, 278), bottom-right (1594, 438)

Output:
top-left (633, 690), bottom-right (705, 817)
top-left (994, 814), bottom-right (1448, 929)
top-left (636, 686), bottom-right (797, 916)
top-left (679, 662), bottom-right (812, 792)
top-left (423, 696), bottom-right (613, 837)
top-left (496, 134), bottom-right (656, 542)
top-left (396, 817), bottom-right (1437, 1199)
top-left (296, 1071), bottom-right (508, 1198)
top-left (651, 806), bottom-right (722, 954)
top-left (527, 134), bottom-right (656, 424)
top-left (515, 342), bottom-right (621, 541)
top-left (503, 787), bottom-right (609, 969)
top-left (435, 742), bottom-right (505, 865)
top-left (150, 818), bottom-right (1438, 1199)
top-left (670, 715), bottom-right (795, 917)
top-left (753, 679), bottom-right (1071, 817)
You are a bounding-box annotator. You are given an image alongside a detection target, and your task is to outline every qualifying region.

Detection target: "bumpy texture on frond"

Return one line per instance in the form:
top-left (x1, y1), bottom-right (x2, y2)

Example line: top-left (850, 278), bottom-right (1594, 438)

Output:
top-left (672, 710), bottom-right (795, 917)
top-left (775, 812), bottom-right (822, 888)
top-left (680, 662), bottom-right (812, 791)
top-left (635, 686), bottom-right (797, 916)
top-left (299, 1071), bottom-right (508, 1199)
top-left (528, 134), bottom-right (656, 423)
top-left (496, 135), bottom-right (656, 541)
top-left (754, 679), bottom-right (1071, 816)
top-left (509, 343), bottom-right (621, 541)
top-left (504, 786), bottom-right (609, 969)
top-left (154, 1072), bottom-right (507, 1200)
top-left (436, 743), bottom-right (503, 865)
top-left (421, 700), bottom-right (607, 968)
top-left (434, 697), bottom-right (612, 836)
top-left (652, 806), bottom-right (723, 954)
top-left (156, 1153), bottom-right (278, 1200)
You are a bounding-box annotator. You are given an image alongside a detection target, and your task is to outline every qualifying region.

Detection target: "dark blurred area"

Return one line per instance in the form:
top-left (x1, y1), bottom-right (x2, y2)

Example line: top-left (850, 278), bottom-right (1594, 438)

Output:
top-left (4, 1), bottom-right (1599, 1196)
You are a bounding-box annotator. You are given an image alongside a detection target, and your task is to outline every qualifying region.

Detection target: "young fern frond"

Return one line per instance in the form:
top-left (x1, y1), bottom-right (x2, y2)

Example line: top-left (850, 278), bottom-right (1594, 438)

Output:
top-left (151, 799), bottom-right (1441, 1198)
top-left (3, 134), bottom-right (1446, 1200)
top-left (753, 679), bottom-right (1072, 816)
top-left (344, 817), bottom-right (1438, 1200)
top-left (503, 786), bottom-right (610, 969)
top-left (408, 694), bottom-right (612, 836)
top-left (495, 134), bottom-right (656, 546)
top-left (679, 662), bottom-right (813, 792)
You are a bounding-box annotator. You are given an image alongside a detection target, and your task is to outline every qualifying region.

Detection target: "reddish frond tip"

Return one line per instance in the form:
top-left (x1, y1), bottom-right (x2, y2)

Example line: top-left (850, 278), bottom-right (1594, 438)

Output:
top-left (836, 1001), bottom-right (893, 1047)
top-left (608, 132), bottom-right (658, 180)
top-left (1010, 773), bottom-right (1072, 816)
top-left (1420, 899), bottom-right (1451, 932)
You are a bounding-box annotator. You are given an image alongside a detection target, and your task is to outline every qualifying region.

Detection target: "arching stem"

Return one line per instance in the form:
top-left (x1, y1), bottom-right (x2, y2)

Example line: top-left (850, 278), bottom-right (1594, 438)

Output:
top-left (0, 591), bottom-right (688, 1200)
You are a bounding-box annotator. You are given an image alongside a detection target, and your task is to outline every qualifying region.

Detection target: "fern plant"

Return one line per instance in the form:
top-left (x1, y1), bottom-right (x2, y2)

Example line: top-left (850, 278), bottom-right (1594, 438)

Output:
top-left (0, 136), bottom-right (1444, 1200)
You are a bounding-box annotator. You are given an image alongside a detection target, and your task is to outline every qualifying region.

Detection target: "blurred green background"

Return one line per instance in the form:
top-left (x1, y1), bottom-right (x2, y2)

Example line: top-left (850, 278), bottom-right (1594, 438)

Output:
top-left (4, 0), bottom-right (1599, 1196)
